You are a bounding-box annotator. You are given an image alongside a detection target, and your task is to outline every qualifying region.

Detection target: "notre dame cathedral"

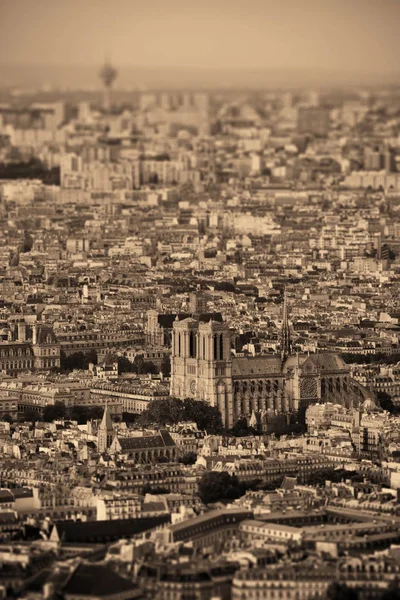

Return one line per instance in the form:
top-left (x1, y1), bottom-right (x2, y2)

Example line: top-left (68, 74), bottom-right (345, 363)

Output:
top-left (169, 296), bottom-right (369, 428)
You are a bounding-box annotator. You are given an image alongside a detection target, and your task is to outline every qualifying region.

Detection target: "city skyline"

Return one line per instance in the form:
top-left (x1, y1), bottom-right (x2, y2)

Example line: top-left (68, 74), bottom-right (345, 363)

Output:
top-left (2, 1), bottom-right (400, 597)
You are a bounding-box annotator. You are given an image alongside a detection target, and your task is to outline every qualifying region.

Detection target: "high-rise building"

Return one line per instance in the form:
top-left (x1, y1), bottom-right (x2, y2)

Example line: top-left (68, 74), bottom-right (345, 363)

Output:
top-left (78, 102), bottom-right (91, 121)
top-left (297, 107), bottom-right (330, 137)
top-left (383, 148), bottom-right (396, 173)
top-left (193, 93), bottom-right (209, 112)
top-left (282, 92), bottom-right (293, 110)
top-left (308, 90), bottom-right (320, 107)
top-left (251, 153), bottom-right (264, 175)
top-left (364, 146), bottom-right (383, 171)
top-left (189, 292), bottom-right (208, 314)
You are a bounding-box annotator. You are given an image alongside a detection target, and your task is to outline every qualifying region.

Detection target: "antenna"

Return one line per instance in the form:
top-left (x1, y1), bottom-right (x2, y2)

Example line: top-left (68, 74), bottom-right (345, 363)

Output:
top-left (280, 287), bottom-right (291, 361)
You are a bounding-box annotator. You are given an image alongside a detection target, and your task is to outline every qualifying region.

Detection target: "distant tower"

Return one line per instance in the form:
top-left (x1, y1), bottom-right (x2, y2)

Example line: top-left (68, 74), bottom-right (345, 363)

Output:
top-left (99, 58), bottom-right (118, 112)
top-left (281, 289), bottom-right (292, 361)
top-left (98, 404), bottom-right (114, 453)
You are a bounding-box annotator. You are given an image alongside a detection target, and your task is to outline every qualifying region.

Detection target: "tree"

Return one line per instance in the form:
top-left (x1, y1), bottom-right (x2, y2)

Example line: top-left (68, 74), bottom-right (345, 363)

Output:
top-left (1, 413), bottom-right (13, 423)
top-left (145, 361), bottom-right (159, 375)
top-left (149, 173), bottom-right (159, 184)
top-left (198, 472), bottom-right (242, 504)
top-left (341, 352), bottom-right (400, 366)
top-left (377, 391), bottom-right (396, 414)
top-left (67, 405), bottom-right (91, 424)
top-left (22, 409), bottom-right (41, 422)
top-left (178, 180), bottom-right (195, 201)
top-left (138, 398), bottom-right (183, 427)
top-left (21, 231), bottom-right (34, 253)
top-left (161, 355), bottom-right (171, 377)
top-left (178, 452), bottom-right (197, 465)
top-left (156, 455), bottom-right (169, 463)
top-left (382, 579), bottom-right (400, 600)
top-left (134, 355), bottom-right (158, 375)
top-left (85, 349), bottom-right (98, 366)
top-left (266, 414), bottom-right (290, 436)
top-left (41, 404), bottom-right (104, 424)
top-left (117, 356), bottom-right (136, 374)
top-left (0, 160), bottom-right (60, 185)
top-left (214, 281), bottom-right (237, 293)
top-left (43, 402), bottom-right (66, 422)
top-left (182, 398), bottom-right (224, 433)
top-left (142, 485), bottom-right (170, 495)
top-left (138, 397), bottom-right (224, 434)
top-left (60, 350), bottom-right (98, 372)
top-left (258, 479), bottom-right (284, 491)
top-left (90, 406), bottom-right (104, 420)
top-left (122, 412), bottom-right (138, 424)
top-left (382, 591), bottom-right (400, 600)
top-left (302, 468), bottom-right (362, 487)
top-left (325, 582), bottom-right (358, 600)
top-left (228, 417), bottom-right (257, 437)
top-left (233, 250), bottom-right (243, 265)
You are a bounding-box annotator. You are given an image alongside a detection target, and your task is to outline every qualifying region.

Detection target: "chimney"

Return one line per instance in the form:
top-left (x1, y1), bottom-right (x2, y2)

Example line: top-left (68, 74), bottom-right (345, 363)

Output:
top-left (18, 321), bottom-right (27, 342)
top-left (43, 582), bottom-right (55, 600)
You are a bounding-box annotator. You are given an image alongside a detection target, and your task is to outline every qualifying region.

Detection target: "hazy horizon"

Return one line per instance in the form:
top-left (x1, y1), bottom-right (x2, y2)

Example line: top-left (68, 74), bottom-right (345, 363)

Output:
top-left (1, 0), bottom-right (399, 90)
top-left (1, 0), bottom-right (399, 70)
top-left (1, 64), bottom-right (400, 92)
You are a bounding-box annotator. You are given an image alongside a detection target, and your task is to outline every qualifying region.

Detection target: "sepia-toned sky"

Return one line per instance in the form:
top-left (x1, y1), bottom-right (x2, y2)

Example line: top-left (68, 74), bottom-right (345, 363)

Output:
top-left (0, 0), bottom-right (399, 74)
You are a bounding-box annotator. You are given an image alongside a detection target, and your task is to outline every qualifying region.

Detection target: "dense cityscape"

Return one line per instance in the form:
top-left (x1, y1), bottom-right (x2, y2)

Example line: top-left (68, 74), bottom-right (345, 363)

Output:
top-left (1, 1), bottom-right (400, 598)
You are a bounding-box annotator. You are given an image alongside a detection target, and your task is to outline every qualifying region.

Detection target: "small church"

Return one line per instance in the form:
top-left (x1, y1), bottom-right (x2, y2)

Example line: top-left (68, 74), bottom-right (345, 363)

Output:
top-left (97, 404), bottom-right (115, 454)
top-left (97, 405), bottom-right (177, 462)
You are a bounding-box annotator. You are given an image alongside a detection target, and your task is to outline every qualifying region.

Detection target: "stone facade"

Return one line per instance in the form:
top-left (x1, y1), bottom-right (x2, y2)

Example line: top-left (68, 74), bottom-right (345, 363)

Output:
top-left (0, 323), bottom-right (60, 374)
top-left (170, 317), bottom-right (368, 428)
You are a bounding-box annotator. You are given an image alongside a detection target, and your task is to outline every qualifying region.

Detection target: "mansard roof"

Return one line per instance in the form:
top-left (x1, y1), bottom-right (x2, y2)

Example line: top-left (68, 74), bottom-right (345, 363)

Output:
top-left (158, 312), bottom-right (223, 329)
top-left (52, 515), bottom-right (170, 543)
top-left (36, 325), bottom-right (58, 345)
top-left (62, 563), bottom-right (139, 597)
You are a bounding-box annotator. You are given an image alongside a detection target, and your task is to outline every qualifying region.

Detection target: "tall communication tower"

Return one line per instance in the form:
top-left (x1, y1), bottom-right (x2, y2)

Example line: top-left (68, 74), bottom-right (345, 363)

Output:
top-left (99, 58), bottom-right (118, 112)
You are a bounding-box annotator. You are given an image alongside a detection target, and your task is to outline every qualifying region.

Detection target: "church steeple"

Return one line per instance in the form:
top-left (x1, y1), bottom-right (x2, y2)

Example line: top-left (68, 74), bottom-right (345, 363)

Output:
top-left (281, 288), bottom-right (291, 361)
top-left (98, 403), bottom-right (114, 453)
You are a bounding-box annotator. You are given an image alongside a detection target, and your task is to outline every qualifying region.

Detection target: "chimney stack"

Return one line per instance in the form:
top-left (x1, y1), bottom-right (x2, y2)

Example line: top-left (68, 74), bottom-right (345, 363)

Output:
top-left (32, 324), bottom-right (38, 345)
top-left (17, 321), bottom-right (27, 342)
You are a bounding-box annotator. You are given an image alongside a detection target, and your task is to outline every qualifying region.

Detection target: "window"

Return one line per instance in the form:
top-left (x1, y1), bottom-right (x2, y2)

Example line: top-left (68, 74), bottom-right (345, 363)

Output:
top-left (189, 331), bottom-right (196, 358)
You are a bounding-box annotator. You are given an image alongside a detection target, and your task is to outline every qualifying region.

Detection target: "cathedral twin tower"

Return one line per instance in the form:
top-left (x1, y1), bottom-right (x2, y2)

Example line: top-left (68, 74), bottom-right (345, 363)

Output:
top-left (170, 318), bottom-right (234, 427)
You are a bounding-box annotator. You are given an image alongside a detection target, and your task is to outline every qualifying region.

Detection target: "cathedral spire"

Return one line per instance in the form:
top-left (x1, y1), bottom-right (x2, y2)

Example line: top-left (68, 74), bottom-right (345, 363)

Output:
top-left (281, 288), bottom-right (291, 361)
